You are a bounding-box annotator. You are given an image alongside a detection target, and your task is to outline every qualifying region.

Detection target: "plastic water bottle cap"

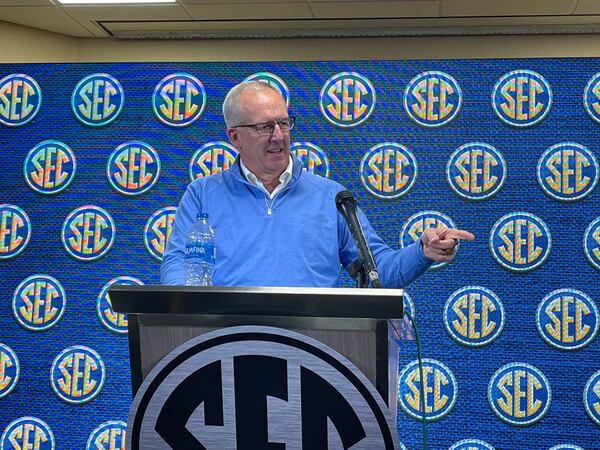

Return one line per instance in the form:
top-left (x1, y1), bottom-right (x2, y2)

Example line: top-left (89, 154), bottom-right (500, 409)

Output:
top-left (197, 212), bottom-right (209, 220)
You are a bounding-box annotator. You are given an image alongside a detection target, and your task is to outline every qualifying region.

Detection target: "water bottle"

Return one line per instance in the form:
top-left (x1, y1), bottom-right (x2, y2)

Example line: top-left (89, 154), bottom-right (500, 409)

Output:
top-left (184, 212), bottom-right (216, 286)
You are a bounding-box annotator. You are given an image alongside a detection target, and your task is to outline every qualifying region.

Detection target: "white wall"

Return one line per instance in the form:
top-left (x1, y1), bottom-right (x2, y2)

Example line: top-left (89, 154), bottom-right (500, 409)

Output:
top-left (3, 20), bottom-right (600, 62)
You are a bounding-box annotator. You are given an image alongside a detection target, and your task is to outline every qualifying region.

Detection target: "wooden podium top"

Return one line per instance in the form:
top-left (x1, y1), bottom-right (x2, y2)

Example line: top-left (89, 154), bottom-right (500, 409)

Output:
top-left (109, 285), bottom-right (404, 319)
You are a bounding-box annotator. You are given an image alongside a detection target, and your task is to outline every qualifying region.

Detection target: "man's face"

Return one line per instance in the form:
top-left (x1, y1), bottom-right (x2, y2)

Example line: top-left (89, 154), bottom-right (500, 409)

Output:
top-left (227, 88), bottom-right (291, 182)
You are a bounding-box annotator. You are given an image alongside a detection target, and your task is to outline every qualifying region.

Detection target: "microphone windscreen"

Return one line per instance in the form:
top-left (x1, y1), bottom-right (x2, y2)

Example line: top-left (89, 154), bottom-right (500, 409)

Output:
top-left (335, 190), bottom-right (355, 210)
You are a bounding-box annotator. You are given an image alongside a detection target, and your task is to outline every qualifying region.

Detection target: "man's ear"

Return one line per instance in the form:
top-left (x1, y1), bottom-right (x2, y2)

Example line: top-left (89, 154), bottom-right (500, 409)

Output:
top-left (226, 127), bottom-right (241, 150)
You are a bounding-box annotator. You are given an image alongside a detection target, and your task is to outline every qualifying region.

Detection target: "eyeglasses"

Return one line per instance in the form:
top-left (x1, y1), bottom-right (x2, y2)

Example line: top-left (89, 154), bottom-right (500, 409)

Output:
top-left (234, 117), bottom-right (295, 135)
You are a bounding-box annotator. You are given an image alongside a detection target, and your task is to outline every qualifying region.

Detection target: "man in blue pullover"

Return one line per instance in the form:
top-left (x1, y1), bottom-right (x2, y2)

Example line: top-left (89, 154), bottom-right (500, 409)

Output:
top-left (161, 81), bottom-right (474, 287)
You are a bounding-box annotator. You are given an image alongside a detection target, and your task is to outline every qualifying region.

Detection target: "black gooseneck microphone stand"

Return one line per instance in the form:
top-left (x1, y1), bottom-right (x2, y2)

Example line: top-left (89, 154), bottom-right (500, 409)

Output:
top-left (335, 190), bottom-right (382, 289)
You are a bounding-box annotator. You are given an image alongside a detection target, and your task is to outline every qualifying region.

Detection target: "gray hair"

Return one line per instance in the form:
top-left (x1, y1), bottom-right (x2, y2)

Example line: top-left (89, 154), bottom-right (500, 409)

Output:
top-left (222, 80), bottom-right (283, 128)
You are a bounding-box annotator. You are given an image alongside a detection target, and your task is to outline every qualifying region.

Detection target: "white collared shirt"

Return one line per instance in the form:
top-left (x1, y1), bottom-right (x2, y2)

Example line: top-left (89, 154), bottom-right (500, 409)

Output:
top-left (240, 156), bottom-right (293, 199)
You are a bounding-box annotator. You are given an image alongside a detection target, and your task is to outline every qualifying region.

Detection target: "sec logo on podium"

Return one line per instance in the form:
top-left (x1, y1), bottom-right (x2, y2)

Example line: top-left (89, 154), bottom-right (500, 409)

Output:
top-left (127, 326), bottom-right (400, 449)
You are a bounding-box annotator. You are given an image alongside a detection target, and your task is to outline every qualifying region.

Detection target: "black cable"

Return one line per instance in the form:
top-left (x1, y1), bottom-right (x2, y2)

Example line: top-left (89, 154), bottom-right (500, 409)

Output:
top-left (403, 311), bottom-right (427, 450)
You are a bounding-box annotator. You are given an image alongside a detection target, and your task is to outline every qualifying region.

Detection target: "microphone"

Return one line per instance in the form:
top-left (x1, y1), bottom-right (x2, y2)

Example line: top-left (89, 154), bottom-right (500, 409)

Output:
top-left (335, 190), bottom-right (382, 288)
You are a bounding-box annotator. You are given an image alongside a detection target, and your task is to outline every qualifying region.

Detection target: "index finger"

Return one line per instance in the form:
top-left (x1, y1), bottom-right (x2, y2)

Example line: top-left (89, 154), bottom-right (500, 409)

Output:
top-left (439, 228), bottom-right (475, 242)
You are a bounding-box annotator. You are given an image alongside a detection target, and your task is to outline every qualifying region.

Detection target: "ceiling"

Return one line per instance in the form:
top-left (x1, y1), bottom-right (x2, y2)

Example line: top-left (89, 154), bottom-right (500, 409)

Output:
top-left (2, 0), bottom-right (600, 39)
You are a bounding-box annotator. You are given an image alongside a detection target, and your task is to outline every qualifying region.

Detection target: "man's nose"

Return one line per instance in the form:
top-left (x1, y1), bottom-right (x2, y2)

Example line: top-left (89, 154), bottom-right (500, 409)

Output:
top-left (270, 123), bottom-right (285, 141)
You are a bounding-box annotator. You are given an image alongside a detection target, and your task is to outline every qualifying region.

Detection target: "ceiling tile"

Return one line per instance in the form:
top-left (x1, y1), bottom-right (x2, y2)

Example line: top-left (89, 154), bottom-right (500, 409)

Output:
top-left (574, 0), bottom-right (600, 14)
top-left (311, 1), bottom-right (439, 18)
top-left (0, 6), bottom-right (94, 36)
top-left (185, 3), bottom-right (312, 20)
top-left (0, 1), bottom-right (52, 5)
top-left (61, 4), bottom-right (192, 22)
top-left (442, 0), bottom-right (578, 17)
top-left (180, 0), bottom-right (297, 3)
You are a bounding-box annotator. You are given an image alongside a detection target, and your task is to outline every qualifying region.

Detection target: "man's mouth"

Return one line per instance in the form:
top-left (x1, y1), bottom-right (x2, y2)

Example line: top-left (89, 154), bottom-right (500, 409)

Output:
top-left (267, 148), bottom-right (283, 153)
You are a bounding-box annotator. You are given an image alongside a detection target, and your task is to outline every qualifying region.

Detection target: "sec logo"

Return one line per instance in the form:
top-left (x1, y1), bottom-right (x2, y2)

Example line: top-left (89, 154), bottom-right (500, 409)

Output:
top-left (360, 142), bottom-right (417, 199)
top-left (128, 326), bottom-right (400, 449)
top-left (0, 204), bottom-right (31, 260)
top-left (61, 205), bottom-right (115, 261)
top-left (584, 370), bottom-right (600, 426)
top-left (24, 140), bottom-right (76, 195)
top-left (400, 211), bottom-right (457, 269)
top-left (1, 417), bottom-right (54, 450)
top-left (12, 275), bottom-right (66, 331)
top-left (189, 141), bottom-right (238, 181)
top-left (537, 142), bottom-right (599, 201)
top-left (403, 291), bottom-right (416, 319)
top-left (87, 420), bottom-right (126, 450)
top-left (97, 276), bottom-right (143, 334)
top-left (444, 286), bottom-right (505, 347)
top-left (244, 72), bottom-right (290, 106)
top-left (488, 362), bottom-right (551, 426)
top-left (152, 73), bottom-right (206, 127)
top-left (584, 72), bottom-right (600, 124)
top-left (446, 142), bottom-right (507, 201)
top-left (0, 343), bottom-right (19, 398)
top-left (489, 212), bottom-right (551, 272)
top-left (107, 141), bottom-right (161, 196)
top-left (144, 207), bottom-right (177, 261)
top-left (71, 73), bottom-right (124, 126)
top-left (319, 72), bottom-right (376, 127)
top-left (51, 345), bottom-right (105, 404)
top-left (584, 216), bottom-right (600, 271)
top-left (548, 445), bottom-right (585, 450)
top-left (492, 70), bottom-right (552, 127)
top-left (448, 439), bottom-right (495, 450)
top-left (0, 73), bottom-right (42, 127)
top-left (404, 71), bottom-right (462, 128)
top-left (290, 142), bottom-right (330, 178)
top-left (398, 358), bottom-right (457, 421)
top-left (536, 288), bottom-right (598, 350)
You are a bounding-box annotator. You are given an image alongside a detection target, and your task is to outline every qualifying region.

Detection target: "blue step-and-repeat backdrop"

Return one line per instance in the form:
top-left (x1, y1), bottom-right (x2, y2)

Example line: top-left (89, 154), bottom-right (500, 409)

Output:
top-left (0, 59), bottom-right (599, 450)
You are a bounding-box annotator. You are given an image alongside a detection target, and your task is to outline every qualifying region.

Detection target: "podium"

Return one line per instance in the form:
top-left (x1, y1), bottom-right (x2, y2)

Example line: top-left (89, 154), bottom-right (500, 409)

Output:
top-left (109, 285), bottom-right (405, 449)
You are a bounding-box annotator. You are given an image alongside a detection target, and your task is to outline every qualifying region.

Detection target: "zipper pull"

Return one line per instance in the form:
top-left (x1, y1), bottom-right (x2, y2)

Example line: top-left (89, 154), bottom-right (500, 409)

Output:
top-left (267, 206), bottom-right (272, 215)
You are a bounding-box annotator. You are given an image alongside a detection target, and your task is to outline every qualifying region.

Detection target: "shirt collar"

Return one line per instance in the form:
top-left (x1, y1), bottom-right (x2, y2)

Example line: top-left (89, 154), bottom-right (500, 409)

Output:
top-left (240, 155), bottom-right (293, 197)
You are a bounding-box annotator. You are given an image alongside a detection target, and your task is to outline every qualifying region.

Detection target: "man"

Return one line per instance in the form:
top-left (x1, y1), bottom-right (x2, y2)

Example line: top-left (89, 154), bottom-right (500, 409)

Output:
top-left (161, 80), bottom-right (474, 287)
